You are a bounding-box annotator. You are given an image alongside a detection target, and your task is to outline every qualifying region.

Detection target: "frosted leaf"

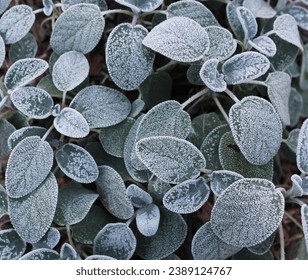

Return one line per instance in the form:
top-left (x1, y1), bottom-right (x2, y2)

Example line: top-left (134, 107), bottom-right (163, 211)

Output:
top-left (0, 0), bottom-right (11, 15)
top-left (60, 243), bottom-right (80, 260)
top-left (0, 5), bottom-right (35, 44)
top-left (52, 51), bottom-right (89, 91)
top-left (114, 0), bottom-right (163, 13)
top-left (301, 204), bottom-right (308, 253)
top-left (7, 111), bottom-right (29, 128)
top-left (163, 177), bottom-right (210, 214)
top-left (192, 222), bottom-right (241, 260)
top-left (286, 128), bottom-right (300, 153)
top-left (199, 59), bottom-right (226, 92)
top-left (50, 4), bottom-right (105, 54)
top-left (5, 136), bottom-right (53, 198)
top-left (163, 254), bottom-right (180, 260)
top-left (187, 63), bottom-right (204, 86)
top-left (211, 178), bottom-right (285, 247)
top-left (248, 36), bottom-right (277, 57)
top-left (243, 0), bottom-right (276, 18)
top-left (233, 248), bottom-right (273, 260)
top-left (37, 75), bottom-right (62, 99)
top-left (237, 7), bottom-right (258, 41)
top-left (0, 35), bottom-right (5, 68)
top-left (273, 14), bottom-right (303, 51)
top-left (0, 185), bottom-right (8, 218)
top-left (43, 0), bottom-right (53, 16)
top-left (54, 184), bottom-right (98, 226)
top-left (129, 99), bottom-right (145, 118)
top-left (55, 143), bottom-right (99, 183)
top-left (0, 119), bottom-right (15, 158)
top-left (226, 2), bottom-right (245, 41)
top-left (126, 184), bottom-right (152, 208)
top-left (19, 249), bottom-right (60, 260)
top-left (136, 204), bottom-right (160, 237)
top-left (32, 228), bottom-right (60, 250)
top-left (0, 229), bottom-right (26, 260)
top-left (70, 85), bottom-right (131, 129)
top-left (281, 6), bottom-right (308, 31)
top-left (297, 119), bottom-right (308, 173)
top-left (62, 0), bottom-right (108, 11)
top-left (136, 136), bottom-right (206, 184)
top-left (167, 1), bottom-right (219, 28)
top-left (142, 17), bottom-right (210, 63)
top-left (9, 33), bottom-right (38, 63)
top-left (54, 107), bottom-right (89, 138)
top-left (219, 131), bottom-right (274, 180)
top-left (148, 176), bottom-right (172, 202)
top-left (106, 23), bottom-right (155, 91)
top-left (136, 207), bottom-right (187, 260)
top-left (9, 173), bottom-right (58, 243)
top-left (210, 170), bottom-right (244, 197)
top-left (10, 87), bottom-right (54, 119)
top-left (99, 118), bottom-right (134, 158)
top-left (86, 255), bottom-right (116, 260)
top-left (95, 165), bottom-right (134, 220)
top-left (93, 223), bottom-right (136, 260)
top-left (300, 44), bottom-right (308, 90)
top-left (204, 26), bottom-right (237, 61)
top-left (302, 178), bottom-right (308, 196)
top-left (229, 96), bottom-right (282, 165)
top-left (286, 174), bottom-right (303, 199)
top-left (247, 233), bottom-right (276, 255)
top-left (4, 58), bottom-right (49, 90)
top-left (222, 52), bottom-right (270, 85)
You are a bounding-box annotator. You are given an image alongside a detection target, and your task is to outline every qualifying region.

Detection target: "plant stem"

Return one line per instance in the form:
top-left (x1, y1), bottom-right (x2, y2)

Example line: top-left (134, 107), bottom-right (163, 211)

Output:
top-left (126, 212), bottom-right (137, 226)
top-left (141, 10), bottom-right (167, 17)
top-left (200, 168), bottom-right (213, 175)
top-left (66, 225), bottom-right (76, 250)
top-left (284, 211), bottom-right (303, 230)
top-left (131, 13), bottom-right (139, 26)
top-left (101, 9), bottom-right (134, 17)
top-left (212, 96), bottom-right (229, 123)
top-left (0, 96), bottom-right (8, 111)
top-left (247, 80), bottom-right (267, 87)
top-left (289, 198), bottom-right (305, 207)
top-left (279, 223), bottom-right (285, 260)
top-left (156, 60), bottom-right (178, 72)
top-left (224, 88), bottom-right (240, 103)
top-left (181, 88), bottom-right (208, 109)
top-left (33, 3), bottom-right (62, 14)
top-left (62, 91), bottom-right (67, 107)
top-left (41, 124), bottom-right (54, 141)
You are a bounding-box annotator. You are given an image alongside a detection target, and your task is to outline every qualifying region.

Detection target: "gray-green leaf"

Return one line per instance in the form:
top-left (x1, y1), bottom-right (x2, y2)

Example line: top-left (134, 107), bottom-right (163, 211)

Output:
top-left (301, 204), bottom-right (308, 253)
top-left (0, 0), bottom-right (11, 15)
top-left (248, 36), bottom-right (277, 57)
top-left (247, 233), bottom-right (276, 255)
top-left (43, 0), bottom-right (53, 16)
top-left (60, 243), bottom-right (80, 260)
top-left (19, 248), bottom-right (60, 260)
top-left (9, 33), bottom-right (38, 63)
top-left (0, 35), bottom-right (5, 68)
top-left (126, 184), bottom-right (152, 208)
top-left (0, 185), bottom-right (8, 218)
top-left (297, 118), bottom-right (308, 173)
top-left (136, 203), bottom-right (160, 237)
top-left (62, 0), bottom-right (107, 11)
top-left (32, 228), bottom-right (61, 250)
top-left (281, 6), bottom-right (308, 31)
top-left (300, 44), bottom-right (308, 90)
top-left (243, 0), bottom-right (276, 18)
top-left (114, 0), bottom-right (163, 13)
top-left (0, 229), bottom-right (26, 260)
top-left (237, 7), bottom-right (257, 41)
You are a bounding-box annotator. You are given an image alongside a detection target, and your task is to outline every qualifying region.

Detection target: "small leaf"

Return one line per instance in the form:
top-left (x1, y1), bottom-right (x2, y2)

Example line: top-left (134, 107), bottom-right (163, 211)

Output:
top-left (248, 36), bottom-right (277, 57)
top-left (54, 107), bottom-right (89, 138)
top-left (43, 0), bottom-right (53, 16)
top-left (243, 0), bottom-right (276, 18)
top-left (288, 89), bottom-right (303, 127)
top-left (5, 136), bottom-right (53, 198)
top-left (62, 0), bottom-right (108, 11)
top-left (136, 204), bottom-right (160, 237)
top-left (286, 128), bottom-right (300, 153)
top-left (0, 229), bottom-right (26, 260)
top-left (114, 0), bottom-right (163, 13)
top-left (4, 58), bottom-right (48, 90)
top-left (0, 35), bottom-right (5, 68)
top-left (136, 136), bottom-right (206, 184)
top-left (60, 243), bottom-right (80, 260)
top-left (9, 173), bottom-right (58, 243)
top-left (0, 119), bottom-right (15, 158)
top-left (32, 228), bottom-right (60, 250)
top-left (126, 184), bottom-right (152, 208)
top-left (286, 174), bottom-right (303, 199)
top-left (247, 233), bottom-right (276, 255)
top-left (85, 255), bottom-right (115, 260)
top-left (226, 1), bottom-right (245, 41)
top-left (50, 3), bottom-right (105, 54)
top-left (302, 178), bottom-right (308, 196)
top-left (19, 249), bottom-right (60, 260)
top-left (143, 17), bottom-right (210, 63)
top-left (93, 223), bottom-right (136, 260)
top-left (0, 0), bottom-right (11, 15)
top-left (297, 119), bottom-right (308, 173)
top-left (37, 75), bottom-right (62, 99)
top-left (9, 33), bottom-right (38, 63)
top-left (301, 204), bottom-right (308, 253)
top-left (70, 85), bottom-right (131, 129)
top-left (222, 52), bottom-right (270, 85)
top-left (148, 176), bottom-right (172, 202)
top-left (55, 143), bottom-right (99, 183)
top-left (237, 7), bottom-right (258, 41)
top-left (0, 185), bottom-right (8, 218)
top-left (128, 99), bottom-right (145, 118)
top-left (0, 5), bottom-right (35, 44)
top-left (281, 6), bottom-right (308, 31)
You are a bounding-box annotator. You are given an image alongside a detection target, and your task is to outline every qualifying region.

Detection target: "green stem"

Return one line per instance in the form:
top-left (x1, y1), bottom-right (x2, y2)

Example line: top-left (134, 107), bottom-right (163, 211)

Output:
top-left (212, 96), bottom-right (229, 123)
top-left (0, 96), bottom-right (8, 112)
top-left (101, 9), bottom-right (134, 17)
top-left (224, 88), bottom-right (240, 103)
top-left (66, 225), bottom-right (76, 250)
top-left (141, 10), bottom-right (167, 18)
top-left (284, 211), bottom-right (303, 230)
top-left (289, 198), bottom-right (305, 207)
top-left (247, 80), bottom-right (267, 87)
top-left (181, 88), bottom-right (209, 109)
top-left (279, 223), bottom-right (285, 260)
top-left (41, 124), bottom-right (54, 141)
top-left (131, 13), bottom-right (139, 26)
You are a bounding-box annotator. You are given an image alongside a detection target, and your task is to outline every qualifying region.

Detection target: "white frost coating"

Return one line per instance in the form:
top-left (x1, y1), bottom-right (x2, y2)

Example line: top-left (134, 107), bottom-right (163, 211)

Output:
top-left (9, 33), bottom-right (38, 63)
top-left (247, 232), bottom-right (276, 255)
top-left (52, 51), bottom-right (89, 91)
top-left (0, 229), bottom-right (26, 260)
top-left (211, 178), bottom-right (285, 247)
top-left (95, 165), bottom-right (134, 220)
top-left (9, 173), bottom-right (58, 244)
top-left (136, 136), bottom-right (206, 184)
top-left (0, 185), bottom-right (8, 218)
top-left (43, 0), bottom-right (53, 16)
top-left (222, 51), bottom-right (270, 85)
top-left (32, 228), bottom-right (61, 250)
top-left (70, 85), bottom-right (131, 129)
top-left (248, 36), bottom-right (277, 57)
top-left (4, 58), bottom-right (49, 90)
top-left (204, 26), bottom-right (237, 61)
top-left (55, 143), bottom-right (99, 183)
top-left (286, 174), bottom-right (303, 199)
top-left (54, 107), bottom-right (90, 138)
top-left (129, 99), bottom-right (145, 118)
top-left (106, 23), bottom-right (155, 91)
top-left (163, 177), bottom-right (210, 214)
top-left (0, 36), bottom-right (5, 68)
top-left (19, 248), bottom-right (60, 260)
top-left (142, 17), bottom-right (210, 63)
top-left (0, 119), bottom-right (15, 158)
top-left (265, 71), bottom-right (291, 126)
top-left (191, 222), bottom-right (241, 260)
top-left (5, 136), bottom-right (54, 198)
top-left (86, 255), bottom-right (116, 260)
top-left (286, 128), bottom-right (300, 153)
top-left (229, 96), bottom-right (282, 165)
top-left (114, 0), bottom-right (163, 13)
top-left (126, 184), bottom-right (153, 208)
top-left (10, 87), bottom-right (54, 119)
top-left (136, 204), bottom-right (160, 237)
top-left (93, 223), bottom-right (136, 260)
top-left (50, 4), bottom-right (105, 54)
top-left (297, 118), bottom-right (308, 173)
top-left (0, 5), bottom-right (35, 44)
top-left (60, 243), bottom-right (80, 260)
top-left (199, 59), bottom-right (226, 92)
top-left (148, 176), bottom-right (171, 201)
top-left (236, 7), bottom-right (258, 41)
top-left (167, 1), bottom-right (219, 28)
top-left (62, 0), bottom-right (108, 11)
top-left (301, 204), bottom-right (308, 253)
top-left (0, 0), bottom-right (11, 15)
top-left (273, 14), bottom-right (303, 51)
top-left (243, 0), bottom-right (276, 18)
top-left (226, 2), bottom-right (245, 41)
top-left (282, 6), bottom-right (308, 31)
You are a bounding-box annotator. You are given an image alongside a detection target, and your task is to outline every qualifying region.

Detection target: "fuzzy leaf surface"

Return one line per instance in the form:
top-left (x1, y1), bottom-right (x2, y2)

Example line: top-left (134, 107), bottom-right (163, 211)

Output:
top-left (0, 35), bottom-right (5, 68)
top-left (0, 119), bottom-right (15, 158)
top-left (32, 228), bottom-right (61, 250)
top-left (297, 119), bottom-right (308, 173)
top-left (237, 7), bottom-right (257, 41)
top-left (0, 229), bottom-right (26, 260)
top-left (126, 184), bottom-right (152, 208)
top-left (62, 0), bottom-right (107, 11)
top-left (136, 204), bottom-right (160, 237)
top-left (243, 0), bottom-right (276, 18)
top-left (9, 33), bottom-right (37, 63)
top-left (0, 185), bottom-right (8, 218)
top-left (301, 204), bottom-right (308, 253)
top-left (282, 6), bottom-right (308, 31)
top-left (19, 249), bottom-right (60, 260)
top-left (0, 0), bottom-right (11, 15)
top-left (200, 59), bottom-right (226, 92)
top-left (248, 36), bottom-right (277, 57)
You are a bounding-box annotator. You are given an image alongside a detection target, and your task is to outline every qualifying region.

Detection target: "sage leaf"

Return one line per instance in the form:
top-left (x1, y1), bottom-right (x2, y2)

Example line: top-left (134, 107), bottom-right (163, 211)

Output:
top-left (148, 176), bottom-right (172, 202)
top-left (0, 119), bottom-right (15, 158)
top-left (0, 0), bottom-right (11, 15)
top-left (0, 185), bottom-right (8, 218)
top-left (0, 229), bottom-right (26, 260)
top-left (0, 35), bottom-right (5, 68)
top-left (301, 204), bottom-right (308, 252)
top-left (62, 0), bottom-right (107, 11)
top-left (226, 1), bottom-right (245, 41)
top-left (19, 248), bottom-right (60, 260)
top-left (282, 6), bottom-right (308, 31)
top-left (114, 0), bottom-right (163, 13)
top-left (247, 233), bottom-right (276, 255)
top-left (286, 174), bottom-right (303, 199)
top-left (248, 36), bottom-right (277, 57)
top-left (43, 0), bottom-right (53, 16)
top-left (32, 228), bottom-right (61, 250)
top-left (128, 99), bottom-right (145, 118)
top-left (237, 7), bottom-right (258, 41)
top-left (136, 204), bottom-right (160, 237)
top-left (243, 0), bottom-right (276, 18)
top-left (60, 243), bottom-right (80, 260)
top-left (297, 118), bottom-right (308, 173)
top-left (9, 33), bottom-right (37, 63)
top-left (126, 184), bottom-right (153, 208)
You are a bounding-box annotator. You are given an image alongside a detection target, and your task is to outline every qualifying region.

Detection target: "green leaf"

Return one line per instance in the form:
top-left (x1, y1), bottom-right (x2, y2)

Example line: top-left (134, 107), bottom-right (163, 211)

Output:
top-left (163, 177), bottom-right (210, 214)
top-left (0, 229), bottom-right (26, 260)
top-left (211, 178), bottom-right (285, 247)
top-left (281, 6), bottom-right (308, 31)
top-left (0, 0), bottom-right (11, 15)
top-left (70, 85), bottom-right (131, 129)
top-left (143, 17), bottom-right (210, 63)
top-left (37, 75), bottom-right (62, 99)
top-left (292, 237), bottom-right (308, 260)
top-left (114, 0), bottom-right (163, 13)
top-left (226, 2), bottom-right (245, 41)
top-left (126, 184), bottom-right (152, 208)
top-left (62, 0), bottom-right (108, 11)
top-left (148, 176), bottom-right (172, 202)
top-left (247, 233), bottom-right (276, 255)
top-left (192, 222), bottom-right (241, 260)
top-left (93, 223), bottom-right (136, 260)
top-left (286, 128), bottom-right (300, 153)
top-left (136, 136), bottom-right (206, 184)
top-left (300, 44), bottom-right (308, 90)
top-left (301, 204), bottom-right (308, 253)
top-left (55, 143), bottom-right (99, 183)
top-left (9, 33), bottom-right (37, 63)
top-left (0, 185), bottom-right (8, 218)
top-left (9, 173), bottom-right (58, 243)
top-left (297, 119), bottom-right (308, 173)
top-left (0, 5), bottom-right (35, 44)
top-left (243, 0), bottom-right (276, 18)
top-left (248, 36), bottom-right (277, 57)
top-left (50, 3), bottom-right (105, 54)
top-left (136, 204), bottom-right (160, 237)
top-left (237, 7), bottom-right (257, 41)
top-left (0, 35), bottom-right (5, 68)
top-left (0, 119), bottom-right (15, 158)
top-left (19, 248), bottom-right (60, 260)
top-left (32, 228), bottom-right (60, 250)
top-left (106, 23), bottom-right (155, 91)
top-left (5, 136), bottom-right (53, 198)
top-left (129, 99), bottom-right (145, 118)
top-left (60, 243), bottom-right (80, 260)
top-left (4, 58), bottom-right (48, 90)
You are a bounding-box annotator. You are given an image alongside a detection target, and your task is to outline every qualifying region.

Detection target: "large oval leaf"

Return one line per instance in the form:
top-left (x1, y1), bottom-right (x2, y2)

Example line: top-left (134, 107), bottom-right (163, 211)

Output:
top-left (297, 118), bottom-right (308, 173)
top-left (136, 136), bottom-right (206, 184)
top-left (19, 249), bottom-right (60, 260)
top-left (143, 17), bottom-right (209, 63)
top-left (136, 204), bottom-right (160, 237)
top-left (0, 0), bottom-right (11, 15)
top-left (229, 96), bottom-right (282, 165)
top-left (9, 173), bottom-right (58, 243)
top-left (5, 136), bottom-right (53, 198)
top-left (55, 143), bottom-right (99, 183)
top-left (0, 229), bottom-right (26, 260)
top-left (211, 178), bottom-right (285, 247)
top-left (50, 3), bottom-right (105, 54)
top-left (226, 1), bottom-right (245, 41)
top-left (114, 0), bottom-right (163, 13)
top-left (237, 6), bottom-right (257, 41)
